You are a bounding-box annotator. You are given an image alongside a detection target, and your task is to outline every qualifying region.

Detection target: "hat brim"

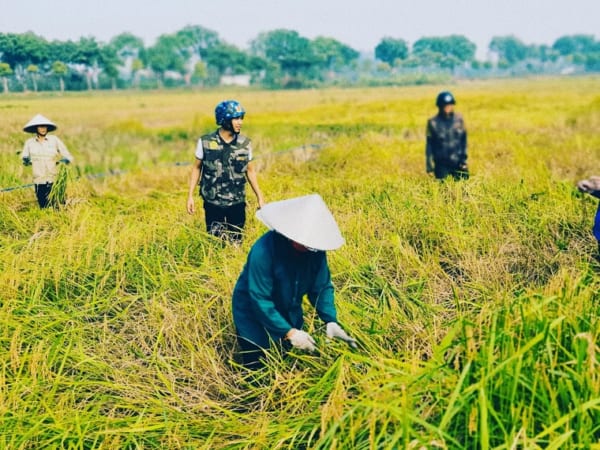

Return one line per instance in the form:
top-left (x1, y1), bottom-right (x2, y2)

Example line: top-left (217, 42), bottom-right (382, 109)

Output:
top-left (23, 124), bottom-right (57, 133)
top-left (256, 194), bottom-right (345, 251)
top-left (23, 114), bottom-right (58, 133)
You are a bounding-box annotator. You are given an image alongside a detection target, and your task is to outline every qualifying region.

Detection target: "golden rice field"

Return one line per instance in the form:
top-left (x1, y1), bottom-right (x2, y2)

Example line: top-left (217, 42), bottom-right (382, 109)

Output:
top-left (0, 76), bottom-right (599, 449)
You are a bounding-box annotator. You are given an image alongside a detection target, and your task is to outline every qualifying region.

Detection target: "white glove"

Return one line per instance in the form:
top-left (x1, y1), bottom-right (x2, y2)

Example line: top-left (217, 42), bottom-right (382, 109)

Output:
top-left (326, 322), bottom-right (357, 349)
top-left (578, 176), bottom-right (600, 193)
top-left (288, 329), bottom-right (317, 352)
top-left (578, 179), bottom-right (594, 192)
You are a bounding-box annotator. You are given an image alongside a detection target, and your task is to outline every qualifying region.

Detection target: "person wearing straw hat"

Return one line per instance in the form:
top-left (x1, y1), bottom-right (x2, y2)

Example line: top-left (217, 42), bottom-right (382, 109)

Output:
top-left (187, 100), bottom-right (265, 243)
top-left (231, 194), bottom-right (356, 369)
top-left (577, 176), bottom-right (600, 260)
top-left (21, 114), bottom-right (74, 209)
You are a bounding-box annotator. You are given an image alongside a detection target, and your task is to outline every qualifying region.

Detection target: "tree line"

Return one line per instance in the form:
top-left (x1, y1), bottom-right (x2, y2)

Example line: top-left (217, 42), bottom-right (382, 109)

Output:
top-left (0, 26), bottom-right (598, 92)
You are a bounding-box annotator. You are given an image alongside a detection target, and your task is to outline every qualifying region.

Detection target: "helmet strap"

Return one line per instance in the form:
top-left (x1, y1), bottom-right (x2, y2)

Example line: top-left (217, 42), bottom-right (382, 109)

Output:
top-left (222, 119), bottom-right (236, 133)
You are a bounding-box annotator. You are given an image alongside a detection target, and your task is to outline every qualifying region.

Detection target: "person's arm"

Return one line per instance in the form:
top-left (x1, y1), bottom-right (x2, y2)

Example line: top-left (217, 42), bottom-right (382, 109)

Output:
top-left (187, 158), bottom-right (202, 214)
top-left (307, 254), bottom-right (337, 324)
top-left (246, 240), bottom-right (294, 339)
top-left (459, 118), bottom-right (468, 169)
top-left (22, 140), bottom-right (31, 165)
top-left (55, 136), bottom-right (74, 163)
top-left (578, 177), bottom-right (600, 199)
top-left (309, 254), bottom-right (357, 348)
top-left (246, 161), bottom-right (265, 208)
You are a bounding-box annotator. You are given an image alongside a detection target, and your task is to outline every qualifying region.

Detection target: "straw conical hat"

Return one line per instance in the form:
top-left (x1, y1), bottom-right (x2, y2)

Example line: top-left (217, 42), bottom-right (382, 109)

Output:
top-left (256, 194), bottom-right (345, 251)
top-left (23, 114), bottom-right (57, 133)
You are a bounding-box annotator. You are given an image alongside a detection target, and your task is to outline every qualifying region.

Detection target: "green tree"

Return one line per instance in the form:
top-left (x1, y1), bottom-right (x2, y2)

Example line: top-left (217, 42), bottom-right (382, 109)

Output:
top-left (552, 34), bottom-right (596, 56)
top-left (0, 32), bottom-right (48, 90)
top-left (553, 34), bottom-right (599, 71)
top-left (72, 37), bottom-right (103, 89)
top-left (529, 44), bottom-right (559, 63)
top-left (0, 62), bottom-right (13, 93)
top-left (109, 32), bottom-right (146, 85)
top-left (51, 60), bottom-right (68, 92)
top-left (146, 34), bottom-right (186, 88)
top-left (313, 36), bottom-right (359, 71)
top-left (489, 35), bottom-right (529, 65)
top-left (175, 25), bottom-right (221, 59)
top-left (413, 35), bottom-right (476, 67)
top-left (251, 29), bottom-right (318, 87)
top-left (131, 58), bottom-right (145, 88)
top-left (26, 64), bottom-right (39, 92)
top-left (375, 37), bottom-right (408, 65)
top-left (100, 45), bottom-right (120, 90)
top-left (175, 25), bottom-right (223, 83)
top-left (192, 61), bottom-right (207, 86)
top-left (110, 33), bottom-right (146, 61)
top-left (203, 43), bottom-right (249, 77)
top-left (585, 52), bottom-right (600, 72)
top-left (0, 32), bottom-right (48, 72)
top-left (48, 40), bottom-right (78, 66)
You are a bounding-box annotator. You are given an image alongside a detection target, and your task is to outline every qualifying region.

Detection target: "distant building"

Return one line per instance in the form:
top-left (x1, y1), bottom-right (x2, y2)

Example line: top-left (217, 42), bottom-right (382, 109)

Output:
top-left (220, 74), bottom-right (251, 86)
top-left (164, 70), bottom-right (184, 80)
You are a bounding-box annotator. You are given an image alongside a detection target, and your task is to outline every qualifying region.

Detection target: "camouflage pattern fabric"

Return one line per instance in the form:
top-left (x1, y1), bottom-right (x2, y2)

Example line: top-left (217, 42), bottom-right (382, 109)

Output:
top-left (200, 130), bottom-right (251, 207)
top-left (426, 112), bottom-right (467, 173)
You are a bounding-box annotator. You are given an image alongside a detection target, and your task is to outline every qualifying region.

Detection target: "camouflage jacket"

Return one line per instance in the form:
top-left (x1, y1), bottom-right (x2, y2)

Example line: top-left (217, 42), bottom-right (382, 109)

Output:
top-left (426, 112), bottom-right (467, 172)
top-left (200, 130), bottom-right (251, 207)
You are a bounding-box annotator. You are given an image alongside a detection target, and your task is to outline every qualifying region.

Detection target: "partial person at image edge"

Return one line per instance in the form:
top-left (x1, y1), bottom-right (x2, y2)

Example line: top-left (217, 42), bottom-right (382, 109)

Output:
top-left (21, 114), bottom-right (74, 209)
top-left (426, 91), bottom-right (469, 181)
top-left (186, 100), bottom-right (265, 243)
top-left (577, 176), bottom-right (600, 259)
top-left (231, 194), bottom-right (357, 370)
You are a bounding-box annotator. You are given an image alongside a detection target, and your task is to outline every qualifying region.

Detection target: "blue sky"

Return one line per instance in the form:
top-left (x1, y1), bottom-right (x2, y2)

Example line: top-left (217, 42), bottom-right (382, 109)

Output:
top-left (1, 0), bottom-right (598, 59)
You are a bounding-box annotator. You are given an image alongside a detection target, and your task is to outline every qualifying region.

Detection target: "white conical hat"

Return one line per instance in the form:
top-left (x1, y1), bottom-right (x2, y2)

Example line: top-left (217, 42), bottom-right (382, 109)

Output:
top-left (23, 114), bottom-right (57, 133)
top-left (256, 194), bottom-right (345, 251)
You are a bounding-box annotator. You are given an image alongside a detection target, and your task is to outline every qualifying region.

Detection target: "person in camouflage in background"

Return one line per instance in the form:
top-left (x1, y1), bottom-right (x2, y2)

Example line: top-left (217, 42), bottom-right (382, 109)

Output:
top-left (426, 91), bottom-right (469, 180)
top-left (187, 100), bottom-right (265, 242)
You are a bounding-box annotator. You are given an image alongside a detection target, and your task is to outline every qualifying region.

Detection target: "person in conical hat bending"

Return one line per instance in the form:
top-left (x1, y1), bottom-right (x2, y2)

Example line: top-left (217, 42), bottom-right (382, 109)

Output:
top-left (21, 114), bottom-right (74, 209)
top-left (187, 100), bottom-right (265, 243)
top-left (231, 194), bottom-right (357, 369)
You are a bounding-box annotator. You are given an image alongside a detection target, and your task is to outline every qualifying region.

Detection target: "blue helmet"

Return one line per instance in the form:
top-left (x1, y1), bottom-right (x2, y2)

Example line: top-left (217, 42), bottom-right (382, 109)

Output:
top-left (215, 100), bottom-right (245, 126)
top-left (436, 91), bottom-right (456, 108)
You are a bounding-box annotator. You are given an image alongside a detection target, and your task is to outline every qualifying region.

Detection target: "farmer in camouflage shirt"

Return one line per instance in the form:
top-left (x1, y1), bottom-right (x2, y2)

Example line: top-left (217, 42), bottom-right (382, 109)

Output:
top-left (426, 91), bottom-right (469, 180)
top-left (187, 100), bottom-right (265, 242)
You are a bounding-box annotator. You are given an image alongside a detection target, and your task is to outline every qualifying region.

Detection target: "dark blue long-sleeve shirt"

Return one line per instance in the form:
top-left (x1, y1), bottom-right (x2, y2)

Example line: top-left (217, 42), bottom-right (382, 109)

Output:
top-left (232, 231), bottom-right (337, 349)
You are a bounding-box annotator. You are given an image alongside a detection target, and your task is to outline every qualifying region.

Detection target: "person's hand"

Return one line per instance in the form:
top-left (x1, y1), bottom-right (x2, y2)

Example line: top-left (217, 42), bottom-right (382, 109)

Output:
top-left (576, 180), bottom-right (591, 192)
top-left (287, 329), bottom-right (316, 352)
top-left (578, 177), bottom-right (600, 193)
top-left (326, 322), bottom-right (357, 349)
top-left (186, 197), bottom-right (195, 215)
top-left (22, 157), bottom-right (31, 166)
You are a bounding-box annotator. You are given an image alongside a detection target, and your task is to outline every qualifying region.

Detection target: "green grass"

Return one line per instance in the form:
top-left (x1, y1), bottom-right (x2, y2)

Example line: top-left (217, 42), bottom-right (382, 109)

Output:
top-left (0, 76), bottom-right (599, 448)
